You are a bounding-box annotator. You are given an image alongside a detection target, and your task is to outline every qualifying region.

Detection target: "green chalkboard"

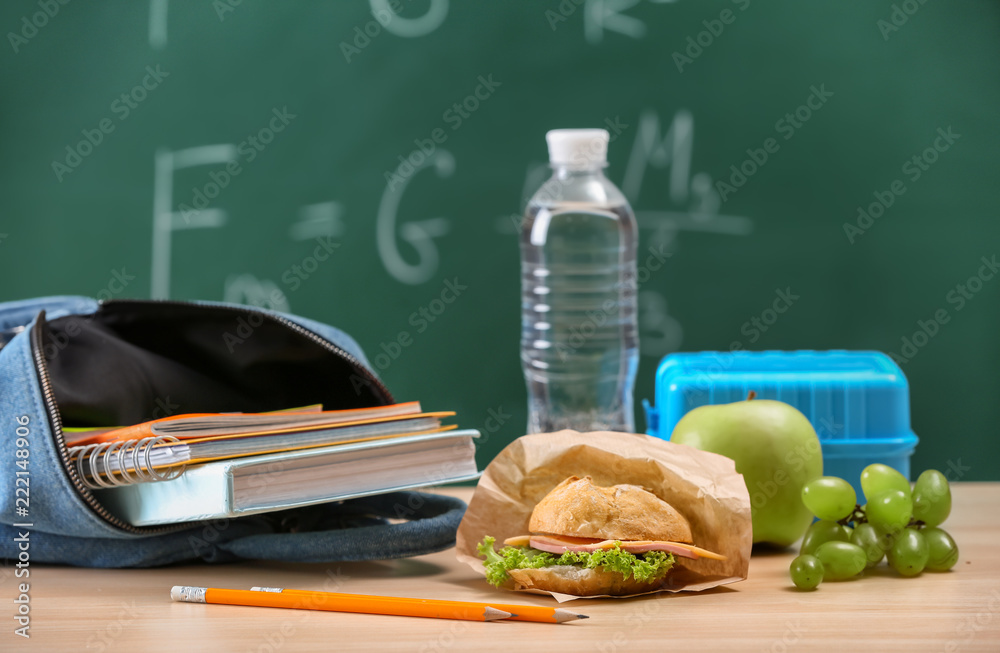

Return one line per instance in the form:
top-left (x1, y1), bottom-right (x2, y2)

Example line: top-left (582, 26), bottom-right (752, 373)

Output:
top-left (2, 1), bottom-right (998, 479)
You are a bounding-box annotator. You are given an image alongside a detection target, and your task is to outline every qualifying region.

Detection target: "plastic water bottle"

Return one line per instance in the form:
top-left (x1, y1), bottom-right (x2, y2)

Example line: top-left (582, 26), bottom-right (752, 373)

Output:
top-left (520, 129), bottom-right (639, 433)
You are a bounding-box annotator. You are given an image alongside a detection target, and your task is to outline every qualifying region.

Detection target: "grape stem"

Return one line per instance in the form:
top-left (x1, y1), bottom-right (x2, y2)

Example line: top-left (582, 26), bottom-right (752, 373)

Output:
top-left (839, 505), bottom-right (866, 526)
top-left (836, 504), bottom-right (926, 529)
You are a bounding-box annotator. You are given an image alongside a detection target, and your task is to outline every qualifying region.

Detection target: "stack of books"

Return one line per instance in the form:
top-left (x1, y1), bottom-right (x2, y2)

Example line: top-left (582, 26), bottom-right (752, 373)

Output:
top-left (67, 402), bottom-right (480, 526)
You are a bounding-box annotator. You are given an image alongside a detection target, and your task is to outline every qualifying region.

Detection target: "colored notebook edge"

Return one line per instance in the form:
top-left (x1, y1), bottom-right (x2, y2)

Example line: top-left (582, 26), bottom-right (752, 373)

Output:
top-left (93, 429), bottom-right (481, 526)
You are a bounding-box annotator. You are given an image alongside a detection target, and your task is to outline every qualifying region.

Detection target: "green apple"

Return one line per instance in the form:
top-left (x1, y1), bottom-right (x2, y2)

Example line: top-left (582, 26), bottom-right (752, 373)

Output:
top-left (671, 395), bottom-right (823, 547)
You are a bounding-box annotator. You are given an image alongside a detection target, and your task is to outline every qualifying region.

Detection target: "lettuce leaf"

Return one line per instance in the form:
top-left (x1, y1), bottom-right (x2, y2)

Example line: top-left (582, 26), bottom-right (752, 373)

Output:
top-left (477, 536), bottom-right (675, 588)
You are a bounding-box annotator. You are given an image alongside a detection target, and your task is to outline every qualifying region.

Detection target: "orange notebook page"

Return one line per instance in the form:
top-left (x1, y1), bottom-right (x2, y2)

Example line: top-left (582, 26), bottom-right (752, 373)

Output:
top-left (69, 402), bottom-right (420, 447)
top-left (170, 424), bottom-right (458, 468)
top-left (64, 404), bottom-right (325, 445)
top-left (165, 411), bottom-right (453, 445)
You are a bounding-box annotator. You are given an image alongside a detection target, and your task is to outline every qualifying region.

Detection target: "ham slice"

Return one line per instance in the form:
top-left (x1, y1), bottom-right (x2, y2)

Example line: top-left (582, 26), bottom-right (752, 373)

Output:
top-left (520, 534), bottom-right (726, 561)
top-left (529, 535), bottom-right (699, 559)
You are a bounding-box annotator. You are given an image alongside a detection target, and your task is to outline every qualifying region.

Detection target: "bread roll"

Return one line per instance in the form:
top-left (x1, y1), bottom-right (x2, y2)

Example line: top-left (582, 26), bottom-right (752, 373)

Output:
top-left (528, 475), bottom-right (694, 544)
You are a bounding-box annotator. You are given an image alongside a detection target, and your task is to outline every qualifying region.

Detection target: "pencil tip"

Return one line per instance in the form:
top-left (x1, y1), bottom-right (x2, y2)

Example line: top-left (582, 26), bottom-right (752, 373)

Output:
top-left (484, 607), bottom-right (513, 621)
top-left (552, 608), bottom-right (590, 623)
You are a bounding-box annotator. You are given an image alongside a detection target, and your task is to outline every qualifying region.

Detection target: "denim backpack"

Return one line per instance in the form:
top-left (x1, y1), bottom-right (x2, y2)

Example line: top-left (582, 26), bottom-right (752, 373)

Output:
top-left (0, 296), bottom-right (466, 567)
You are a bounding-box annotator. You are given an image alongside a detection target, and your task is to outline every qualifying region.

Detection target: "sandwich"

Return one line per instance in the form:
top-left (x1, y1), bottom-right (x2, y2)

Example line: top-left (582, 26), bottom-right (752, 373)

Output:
top-left (477, 475), bottom-right (725, 596)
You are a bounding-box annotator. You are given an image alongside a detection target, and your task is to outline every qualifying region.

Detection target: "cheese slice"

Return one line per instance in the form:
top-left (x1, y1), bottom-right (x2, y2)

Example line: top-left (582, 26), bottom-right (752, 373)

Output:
top-left (503, 533), bottom-right (726, 561)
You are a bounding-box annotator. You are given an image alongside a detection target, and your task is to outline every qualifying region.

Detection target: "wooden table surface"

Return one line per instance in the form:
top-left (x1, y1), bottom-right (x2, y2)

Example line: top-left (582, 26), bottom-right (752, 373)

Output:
top-left (5, 483), bottom-right (999, 652)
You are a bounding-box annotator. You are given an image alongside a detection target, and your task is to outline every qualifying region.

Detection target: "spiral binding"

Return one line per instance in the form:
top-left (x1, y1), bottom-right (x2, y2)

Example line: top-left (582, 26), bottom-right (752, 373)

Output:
top-left (70, 436), bottom-right (186, 489)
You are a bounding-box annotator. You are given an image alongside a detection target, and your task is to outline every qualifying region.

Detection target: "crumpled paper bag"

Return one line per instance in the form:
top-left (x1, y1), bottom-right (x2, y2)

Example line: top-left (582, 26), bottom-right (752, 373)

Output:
top-left (456, 430), bottom-right (752, 601)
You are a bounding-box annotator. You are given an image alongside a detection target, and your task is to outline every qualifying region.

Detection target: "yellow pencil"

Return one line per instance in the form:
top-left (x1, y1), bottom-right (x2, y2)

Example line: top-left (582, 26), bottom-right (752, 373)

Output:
top-left (171, 586), bottom-right (510, 622)
top-left (248, 586), bottom-right (589, 624)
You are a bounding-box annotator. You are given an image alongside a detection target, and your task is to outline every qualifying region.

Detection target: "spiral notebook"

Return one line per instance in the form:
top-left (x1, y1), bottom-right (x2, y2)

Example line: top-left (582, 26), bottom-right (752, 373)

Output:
top-left (93, 430), bottom-right (481, 526)
top-left (69, 412), bottom-right (454, 489)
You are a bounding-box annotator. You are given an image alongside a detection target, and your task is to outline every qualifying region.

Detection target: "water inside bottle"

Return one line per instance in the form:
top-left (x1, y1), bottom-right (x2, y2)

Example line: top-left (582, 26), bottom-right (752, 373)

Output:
top-left (520, 201), bottom-right (639, 433)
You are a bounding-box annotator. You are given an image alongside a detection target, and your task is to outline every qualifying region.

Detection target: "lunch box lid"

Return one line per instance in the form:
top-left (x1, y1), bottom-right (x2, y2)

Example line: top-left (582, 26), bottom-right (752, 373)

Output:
top-left (644, 350), bottom-right (917, 444)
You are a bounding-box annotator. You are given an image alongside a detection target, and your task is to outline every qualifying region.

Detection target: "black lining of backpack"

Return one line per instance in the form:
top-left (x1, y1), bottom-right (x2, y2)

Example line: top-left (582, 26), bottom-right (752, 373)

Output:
top-left (40, 301), bottom-right (390, 427)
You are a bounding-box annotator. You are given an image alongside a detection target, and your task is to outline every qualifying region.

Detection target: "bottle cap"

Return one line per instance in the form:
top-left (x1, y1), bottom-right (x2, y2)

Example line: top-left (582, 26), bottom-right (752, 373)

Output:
top-left (545, 129), bottom-right (609, 168)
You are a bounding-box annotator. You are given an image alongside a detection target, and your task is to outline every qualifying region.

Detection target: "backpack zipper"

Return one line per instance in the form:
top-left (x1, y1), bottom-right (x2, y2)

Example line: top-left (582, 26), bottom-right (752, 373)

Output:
top-left (30, 300), bottom-right (394, 535)
top-left (30, 313), bottom-right (182, 534)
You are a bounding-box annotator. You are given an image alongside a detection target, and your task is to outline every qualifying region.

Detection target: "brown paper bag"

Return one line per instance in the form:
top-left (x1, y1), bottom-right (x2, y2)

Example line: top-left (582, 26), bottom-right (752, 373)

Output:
top-left (456, 430), bottom-right (752, 601)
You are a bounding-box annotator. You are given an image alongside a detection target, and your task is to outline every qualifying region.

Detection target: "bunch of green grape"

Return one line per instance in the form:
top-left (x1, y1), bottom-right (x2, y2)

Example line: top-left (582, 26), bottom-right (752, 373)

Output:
top-left (789, 464), bottom-right (959, 590)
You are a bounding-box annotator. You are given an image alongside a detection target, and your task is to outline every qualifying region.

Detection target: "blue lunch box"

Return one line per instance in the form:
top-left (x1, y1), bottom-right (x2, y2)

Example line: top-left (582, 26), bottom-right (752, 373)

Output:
top-left (643, 350), bottom-right (919, 500)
